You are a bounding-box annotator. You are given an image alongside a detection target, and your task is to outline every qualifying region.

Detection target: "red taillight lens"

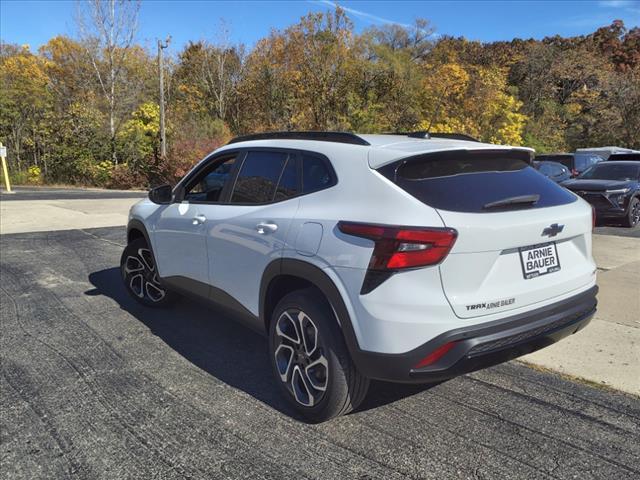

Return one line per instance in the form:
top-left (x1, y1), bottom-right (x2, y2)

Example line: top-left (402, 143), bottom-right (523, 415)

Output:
top-left (338, 222), bottom-right (458, 270)
top-left (413, 341), bottom-right (458, 369)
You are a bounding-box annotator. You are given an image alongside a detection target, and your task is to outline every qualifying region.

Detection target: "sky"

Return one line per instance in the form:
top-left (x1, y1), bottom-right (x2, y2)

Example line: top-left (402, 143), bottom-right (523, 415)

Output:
top-left (1, 0), bottom-right (639, 53)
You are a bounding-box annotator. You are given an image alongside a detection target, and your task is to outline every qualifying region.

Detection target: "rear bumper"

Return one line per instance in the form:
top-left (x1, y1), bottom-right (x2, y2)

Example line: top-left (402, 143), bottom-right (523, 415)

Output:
top-left (352, 285), bottom-right (598, 383)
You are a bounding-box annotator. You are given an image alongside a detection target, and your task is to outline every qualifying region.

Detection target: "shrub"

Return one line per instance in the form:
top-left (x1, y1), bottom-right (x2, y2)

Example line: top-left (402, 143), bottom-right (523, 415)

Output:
top-left (27, 165), bottom-right (42, 184)
top-left (107, 163), bottom-right (146, 190)
top-left (94, 161), bottom-right (114, 186)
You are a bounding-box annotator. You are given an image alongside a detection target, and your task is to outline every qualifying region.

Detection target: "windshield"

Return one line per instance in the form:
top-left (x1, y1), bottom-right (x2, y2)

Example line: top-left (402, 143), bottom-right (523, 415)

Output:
top-left (578, 163), bottom-right (640, 181)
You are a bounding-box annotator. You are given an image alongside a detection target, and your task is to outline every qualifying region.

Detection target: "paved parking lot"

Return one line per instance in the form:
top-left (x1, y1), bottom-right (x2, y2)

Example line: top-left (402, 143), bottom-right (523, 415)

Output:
top-left (1, 188), bottom-right (639, 479)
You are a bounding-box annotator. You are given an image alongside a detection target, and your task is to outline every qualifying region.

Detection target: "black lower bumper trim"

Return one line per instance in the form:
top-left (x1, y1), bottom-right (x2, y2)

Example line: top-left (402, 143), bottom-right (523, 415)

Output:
top-left (352, 285), bottom-right (598, 383)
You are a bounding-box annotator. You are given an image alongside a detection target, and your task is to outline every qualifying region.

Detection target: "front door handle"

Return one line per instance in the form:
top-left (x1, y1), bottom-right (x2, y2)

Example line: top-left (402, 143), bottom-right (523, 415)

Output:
top-left (256, 222), bottom-right (278, 234)
top-left (193, 214), bottom-right (206, 225)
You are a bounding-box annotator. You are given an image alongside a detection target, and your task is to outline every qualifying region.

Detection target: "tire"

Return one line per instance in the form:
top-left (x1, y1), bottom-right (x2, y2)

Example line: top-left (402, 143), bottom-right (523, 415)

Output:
top-left (268, 288), bottom-right (369, 422)
top-left (120, 237), bottom-right (175, 307)
top-left (623, 197), bottom-right (640, 228)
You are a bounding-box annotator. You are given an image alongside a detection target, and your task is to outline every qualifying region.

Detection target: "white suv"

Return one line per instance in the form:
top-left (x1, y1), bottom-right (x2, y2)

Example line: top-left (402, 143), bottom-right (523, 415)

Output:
top-left (122, 132), bottom-right (598, 422)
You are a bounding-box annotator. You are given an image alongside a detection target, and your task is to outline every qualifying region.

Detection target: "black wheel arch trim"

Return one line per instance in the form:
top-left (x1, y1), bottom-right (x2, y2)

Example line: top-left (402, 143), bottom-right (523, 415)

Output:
top-left (127, 219), bottom-right (152, 247)
top-left (260, 258), bottom-right (367, 371)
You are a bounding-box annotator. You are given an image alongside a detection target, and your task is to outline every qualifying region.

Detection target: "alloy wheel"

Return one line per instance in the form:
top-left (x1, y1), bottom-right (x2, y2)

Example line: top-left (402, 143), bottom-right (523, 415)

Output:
top-left (123, 248), bottom-right (166, 302)
top-left (632, 200), bottom-right (640, 226)
top-left (273, 309), bottom-right (328, 407)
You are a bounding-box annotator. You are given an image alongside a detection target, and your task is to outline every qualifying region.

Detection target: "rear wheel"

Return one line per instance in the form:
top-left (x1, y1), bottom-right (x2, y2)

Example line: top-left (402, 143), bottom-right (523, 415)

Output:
top-left (623, 197), bottom-right (639, 228)
top-left (269, 288), bottom-right (369, 422)
top-left (120, 237), bottom-right (174, 307)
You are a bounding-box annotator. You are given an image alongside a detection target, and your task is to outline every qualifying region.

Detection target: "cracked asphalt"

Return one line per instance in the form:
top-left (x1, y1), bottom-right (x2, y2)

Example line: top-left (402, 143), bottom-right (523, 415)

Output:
top-left (1, 226), bottom-right (639, 479)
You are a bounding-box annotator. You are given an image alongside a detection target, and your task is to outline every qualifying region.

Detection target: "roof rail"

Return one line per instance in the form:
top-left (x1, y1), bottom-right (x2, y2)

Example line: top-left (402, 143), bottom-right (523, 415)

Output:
top-left (227, 131), bottom-right (371, 146)
top-left (386, 131), bottom-right (480, 142)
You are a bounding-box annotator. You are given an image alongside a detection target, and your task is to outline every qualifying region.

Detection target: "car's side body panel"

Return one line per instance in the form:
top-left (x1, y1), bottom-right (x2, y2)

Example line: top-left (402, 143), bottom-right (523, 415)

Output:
top-left (203, 198), bottom-right (300, 318)
top-left (153, 202), bottom-right (209, 283)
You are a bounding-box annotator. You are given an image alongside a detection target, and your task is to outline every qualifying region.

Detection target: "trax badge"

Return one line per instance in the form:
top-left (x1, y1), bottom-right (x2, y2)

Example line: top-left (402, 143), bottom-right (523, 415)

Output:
top-left (466, 298), bottom-right (515, 311)
top-left (542, 223), bottom-right (564, 237)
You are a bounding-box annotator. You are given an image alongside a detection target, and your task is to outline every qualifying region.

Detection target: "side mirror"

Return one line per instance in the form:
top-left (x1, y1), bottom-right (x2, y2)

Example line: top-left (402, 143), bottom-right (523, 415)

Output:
top-left (149, 184), bottom-right (173, 204)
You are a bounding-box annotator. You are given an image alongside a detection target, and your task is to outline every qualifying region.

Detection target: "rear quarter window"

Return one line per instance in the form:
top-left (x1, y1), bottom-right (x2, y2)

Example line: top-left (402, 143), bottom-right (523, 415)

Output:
top-left (302, 154), bottom-right (336, 193)
top-left (378, 150), bottom-right (576, 213)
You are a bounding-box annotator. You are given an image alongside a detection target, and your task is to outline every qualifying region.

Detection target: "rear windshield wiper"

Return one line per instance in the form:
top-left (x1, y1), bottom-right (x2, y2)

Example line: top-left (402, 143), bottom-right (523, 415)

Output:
top-left (483, 194), bottom-right (540, 210)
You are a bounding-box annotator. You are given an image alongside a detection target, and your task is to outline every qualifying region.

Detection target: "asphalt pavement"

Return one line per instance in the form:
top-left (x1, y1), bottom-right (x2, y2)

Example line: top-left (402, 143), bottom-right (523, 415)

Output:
top-left (1, 226), bottom-right (639, 480)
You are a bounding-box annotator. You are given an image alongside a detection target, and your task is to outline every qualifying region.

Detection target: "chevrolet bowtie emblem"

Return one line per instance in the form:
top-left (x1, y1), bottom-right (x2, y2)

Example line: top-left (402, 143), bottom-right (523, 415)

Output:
top-left (542, 223), bottom-right (564, 237)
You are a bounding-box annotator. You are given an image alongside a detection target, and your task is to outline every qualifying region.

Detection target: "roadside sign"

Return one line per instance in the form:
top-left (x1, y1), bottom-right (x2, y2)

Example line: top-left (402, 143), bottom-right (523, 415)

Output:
top-left (0, 142), bottom-right (13, 193)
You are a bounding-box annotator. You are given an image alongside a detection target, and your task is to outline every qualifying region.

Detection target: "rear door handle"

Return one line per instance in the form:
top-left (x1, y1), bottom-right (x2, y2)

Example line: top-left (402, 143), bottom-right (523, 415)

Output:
top-left (256, 222), bottom-right (278, 234)
top-left (193, 214), bottom-right (206, 225)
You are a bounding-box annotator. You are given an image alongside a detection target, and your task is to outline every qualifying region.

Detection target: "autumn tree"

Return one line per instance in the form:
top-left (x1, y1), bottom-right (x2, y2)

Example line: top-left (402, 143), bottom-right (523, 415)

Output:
top-left (1, 9), bottom-right (637, 188)
top-left (0, 46), bottom-right (51, 171)
top-left (76, 0), bottom-right (141, 164)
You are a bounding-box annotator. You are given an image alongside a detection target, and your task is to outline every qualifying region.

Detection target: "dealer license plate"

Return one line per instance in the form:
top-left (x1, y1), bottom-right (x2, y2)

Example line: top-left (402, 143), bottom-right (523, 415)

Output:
top-left (518, 242), bottom-right (561, 279)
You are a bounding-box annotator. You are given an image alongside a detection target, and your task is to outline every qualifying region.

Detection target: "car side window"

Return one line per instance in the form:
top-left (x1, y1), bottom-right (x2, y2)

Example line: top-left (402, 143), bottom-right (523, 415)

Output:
top-left (302, 154), bottom-right (334, 194)
top-left (230, 151), bottom-right (288, 204)
top-left (274, 157), bottom-right (299, 201)
top-left (184, 156), bottom-right (236, 203)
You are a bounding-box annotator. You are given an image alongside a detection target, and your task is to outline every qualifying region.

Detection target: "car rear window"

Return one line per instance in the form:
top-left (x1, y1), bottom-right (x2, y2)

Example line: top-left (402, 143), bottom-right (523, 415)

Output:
top-left (574, 153), bottom-right (603, 171)
top-left (378, 150), bottom-right (577, 213)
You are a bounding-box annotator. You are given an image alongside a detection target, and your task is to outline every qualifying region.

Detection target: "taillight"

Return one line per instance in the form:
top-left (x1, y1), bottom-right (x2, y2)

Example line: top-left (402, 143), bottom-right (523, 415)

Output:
top-left (338, 222), bottom-right (458, 270)
top-left (571, 168), bottom-right (579, 177)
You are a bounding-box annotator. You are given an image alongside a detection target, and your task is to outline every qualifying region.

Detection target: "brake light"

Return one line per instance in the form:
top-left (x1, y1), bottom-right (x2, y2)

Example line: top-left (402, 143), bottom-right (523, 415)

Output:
top-left (338, 222), bottom-right (458, 270)
top-left (413, 341), bottom-right (458, 369)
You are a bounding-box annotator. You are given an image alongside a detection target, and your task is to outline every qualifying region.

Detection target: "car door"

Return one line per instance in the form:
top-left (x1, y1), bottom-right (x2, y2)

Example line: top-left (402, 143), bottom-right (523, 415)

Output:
top-left (202, 149), bottom-right (300, 320)
top-left (152, 153), bottom-right (239, 294)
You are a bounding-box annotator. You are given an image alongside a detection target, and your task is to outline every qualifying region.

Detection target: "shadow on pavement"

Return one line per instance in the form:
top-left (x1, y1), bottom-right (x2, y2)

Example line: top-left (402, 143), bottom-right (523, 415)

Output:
top-left (86, 267), bottom-right (434, 418)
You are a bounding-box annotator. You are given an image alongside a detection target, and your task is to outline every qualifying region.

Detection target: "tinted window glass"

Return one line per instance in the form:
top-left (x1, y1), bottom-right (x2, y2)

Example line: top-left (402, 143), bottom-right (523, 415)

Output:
top-left (231, 151), bottom-right (287, 204)
top-left (535, 154), bottom-right (573, 169)
top-left (302, 155), bottom-right (333, 193)
top-left (608, 153), bottom-right (640, 161)
top-left (380, 150), bottom-right (576, 213)
top-left (579, 163), bottom-right (640, 181)
top-left (574, 154), bottom-right (603, 171)
top-left (274, 157), bottom-right (299, 201)
top-left (185, 157), bottom-right (236, 203)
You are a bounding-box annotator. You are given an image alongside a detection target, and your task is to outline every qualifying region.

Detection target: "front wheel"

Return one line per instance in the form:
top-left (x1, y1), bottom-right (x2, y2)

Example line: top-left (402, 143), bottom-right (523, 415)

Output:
top-left (269, 288), bottom-right (369, 422)
top-left (623, 197), bottom-right (639, 228)
top-left (120, 237), bottom-right (175, 307)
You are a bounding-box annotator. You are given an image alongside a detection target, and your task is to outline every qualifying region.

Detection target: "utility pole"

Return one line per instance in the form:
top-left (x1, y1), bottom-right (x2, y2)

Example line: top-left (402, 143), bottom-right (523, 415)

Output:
top-left (158, 37), bottom-right (170, 158)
